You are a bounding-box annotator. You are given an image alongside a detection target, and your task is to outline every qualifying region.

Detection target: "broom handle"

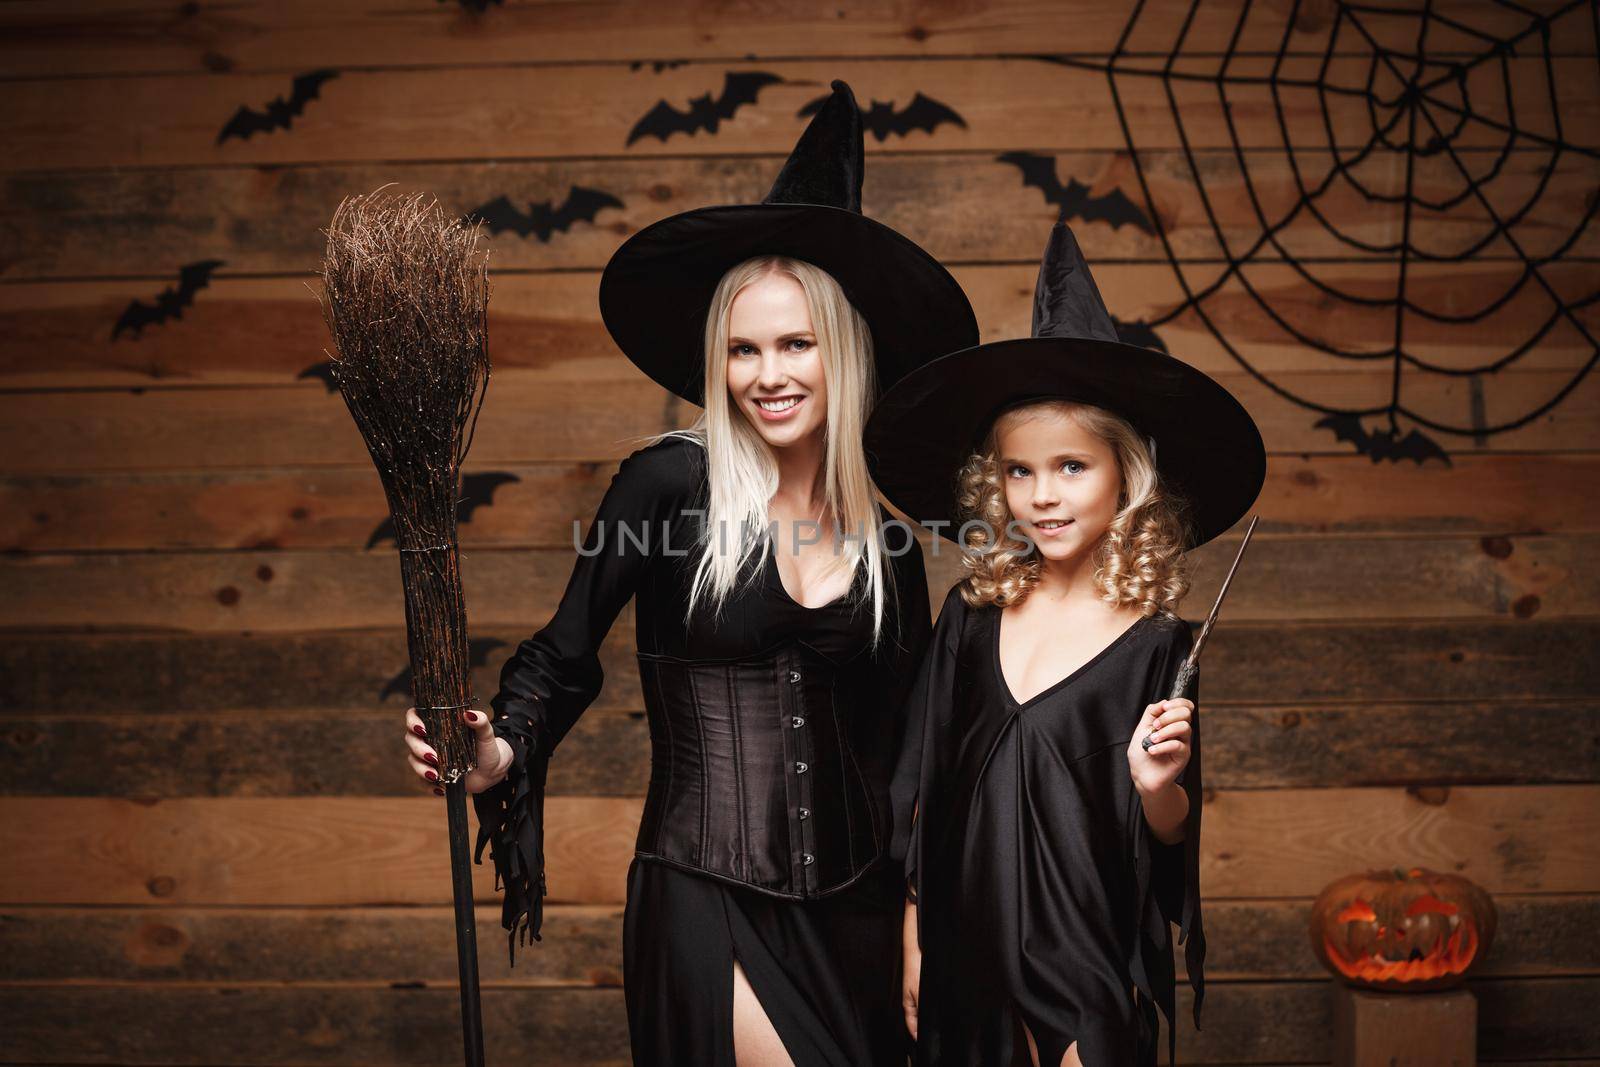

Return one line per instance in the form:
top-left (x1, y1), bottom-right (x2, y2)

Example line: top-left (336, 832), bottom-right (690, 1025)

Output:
top-left (446, 781), bottom-right (486, 1067)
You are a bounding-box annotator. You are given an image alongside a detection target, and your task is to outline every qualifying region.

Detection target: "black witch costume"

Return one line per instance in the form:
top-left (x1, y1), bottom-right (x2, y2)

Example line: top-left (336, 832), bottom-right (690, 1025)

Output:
top-left (471, 81), bottom-right (979, 1065)
top-left (865, 222), bottom-right (1265, 1067)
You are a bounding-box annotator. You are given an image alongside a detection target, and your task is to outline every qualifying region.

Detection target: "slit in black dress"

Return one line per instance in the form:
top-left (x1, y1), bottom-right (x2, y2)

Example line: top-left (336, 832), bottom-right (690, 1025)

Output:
top-left (731, 952), bottom-right (797, 1067)
top-left (1010, 998), bottom-right (1078, 1067)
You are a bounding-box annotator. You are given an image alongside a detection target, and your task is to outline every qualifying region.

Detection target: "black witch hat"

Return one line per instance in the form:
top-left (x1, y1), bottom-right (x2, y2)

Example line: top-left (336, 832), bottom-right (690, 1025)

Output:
top-left (865, 221), bottom-right (1265, 548)
top-left (599, 80), bottom-right (979, 406)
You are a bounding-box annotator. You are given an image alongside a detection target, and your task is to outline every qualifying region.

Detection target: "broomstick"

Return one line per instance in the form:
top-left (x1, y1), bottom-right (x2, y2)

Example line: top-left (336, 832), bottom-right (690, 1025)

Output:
top-left (319, 187), bottom-right (491, 1067)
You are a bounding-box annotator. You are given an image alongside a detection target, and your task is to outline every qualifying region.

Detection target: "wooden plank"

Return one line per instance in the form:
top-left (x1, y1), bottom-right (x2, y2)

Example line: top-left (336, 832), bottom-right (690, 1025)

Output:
top-left (6, 150), bottom-right (1598, 282)
top-left (0, 375), bottom-right (679, 473)
top-left (3, 0), bottom-right (1589, 77)
top-left (1443, 977), bottom-right (1600, 1060)
top-left (1243, 453), bottom-right (1600, 536)
top-left (8, 985), bottom-right (633, 1067)
top-left (4, 699), bottom-right (1594, 798)
top-left (3, 787), bottom-right (1596, 906)
top-left (1198, 701), bottom-right (1600, 789)
top-left (1177, 976), bottom-right (1600, 1061)
top-left (0, 273), bottom-right (615, 389)
top-left (2, 365), bottom-right (1596, 475)
top-left (0, 904), bottom-right (628, 987)
top-left (2, 532), bottom-right (1594, 631)
top-left (1196, 619), bottom-right (1599, 706)
top-left (0, 463), bottom-right (614, 552)
top-left (4, 452), bottom-right (1596, 554)
top-left (5, 978), bottom-right (1598, 1064)
top-left (3, 56), bottom-right (1593, 171)
top-left (0, 624), bottom-right (649, 715)
top-left (1201, 785), bottom-right (1600, 897)
top-left (5, 894), bottom-right (1593, 984)
top-left (0, 795), bottom-right (644, 907)
top-left (1195, 894), bottom-right (1600, 982)
top-left (0, 708), bottom-right (657, 799)
top-left (3, 618), bottom-right (1592, 713)
top-left (7, 264), bottom-right (1596, 391)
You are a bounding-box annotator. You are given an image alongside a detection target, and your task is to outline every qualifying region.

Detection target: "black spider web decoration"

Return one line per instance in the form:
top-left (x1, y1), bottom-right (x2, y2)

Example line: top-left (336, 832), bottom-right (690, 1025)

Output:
top-left (1046, 0), bottom-right (1600, 464)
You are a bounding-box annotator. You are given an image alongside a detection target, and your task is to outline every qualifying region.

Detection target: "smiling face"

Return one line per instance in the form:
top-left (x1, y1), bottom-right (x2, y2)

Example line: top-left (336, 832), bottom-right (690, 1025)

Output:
top-left (996, 405), bottom-right (1124, 564)
top-left (723, 269), bottom-right (830, 450)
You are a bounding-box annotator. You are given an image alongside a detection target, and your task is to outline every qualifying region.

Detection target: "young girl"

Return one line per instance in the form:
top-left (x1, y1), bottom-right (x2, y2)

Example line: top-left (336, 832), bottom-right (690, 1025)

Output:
top-left (400, 82), bottom-right (978, 1065)
top-left (867, 222), bottom-right (1266, 1067)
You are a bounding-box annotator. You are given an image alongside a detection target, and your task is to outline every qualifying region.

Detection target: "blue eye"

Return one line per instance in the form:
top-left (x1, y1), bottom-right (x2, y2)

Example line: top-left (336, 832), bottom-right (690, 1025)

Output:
top-left (731, 344), bottom-right (756, 357)
top-left (788, 338), bottom-right (812, 352)
top-left (1006, 464), bottom-right (1030, 479)
top-left (1063, 460), bottom-right (1085, 475)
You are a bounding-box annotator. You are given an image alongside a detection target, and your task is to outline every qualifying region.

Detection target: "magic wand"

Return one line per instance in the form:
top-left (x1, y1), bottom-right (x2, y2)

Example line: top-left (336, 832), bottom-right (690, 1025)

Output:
top-left (1143, 514), bottom-right (1259, 751)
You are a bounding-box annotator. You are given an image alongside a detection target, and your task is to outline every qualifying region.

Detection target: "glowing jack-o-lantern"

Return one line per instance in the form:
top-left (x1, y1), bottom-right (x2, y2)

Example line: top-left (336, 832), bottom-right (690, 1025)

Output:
top-left (1309, 867), bottom-right (1497, 991)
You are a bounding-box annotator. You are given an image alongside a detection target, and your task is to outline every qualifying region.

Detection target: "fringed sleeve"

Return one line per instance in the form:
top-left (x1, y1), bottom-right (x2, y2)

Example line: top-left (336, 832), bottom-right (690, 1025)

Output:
top-left (888, 584), bottom-right (968, 924)
top-left (472, 700), bottom-right (551, 966)
top-left (1128, 626), bottom-right (1206, 1067)
top-left (471, 436), bottom-right (705, 966)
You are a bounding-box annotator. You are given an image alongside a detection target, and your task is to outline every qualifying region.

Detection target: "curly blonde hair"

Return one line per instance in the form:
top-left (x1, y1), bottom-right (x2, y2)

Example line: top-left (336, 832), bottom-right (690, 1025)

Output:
top-left (955, 399), bottom-right (1192, 617)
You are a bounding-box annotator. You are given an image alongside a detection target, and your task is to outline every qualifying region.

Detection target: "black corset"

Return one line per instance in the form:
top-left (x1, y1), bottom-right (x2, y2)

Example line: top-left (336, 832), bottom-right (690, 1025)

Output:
top-left (634, 641), bottom-right (883, 897)
top-left (472, 437), bottom-right (933, 964)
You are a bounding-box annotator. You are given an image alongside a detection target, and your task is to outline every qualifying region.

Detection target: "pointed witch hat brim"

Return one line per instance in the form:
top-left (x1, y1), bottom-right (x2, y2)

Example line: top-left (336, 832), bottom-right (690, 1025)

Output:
top-left (599, 79), bottom-right (978, 406)
top-left (865, 222), bottom-right (1265, 548)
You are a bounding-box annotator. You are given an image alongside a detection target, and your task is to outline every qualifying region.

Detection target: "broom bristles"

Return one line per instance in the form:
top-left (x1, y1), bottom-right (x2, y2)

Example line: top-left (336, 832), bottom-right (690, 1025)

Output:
top-left (318, 186), bottom-right (491, 781)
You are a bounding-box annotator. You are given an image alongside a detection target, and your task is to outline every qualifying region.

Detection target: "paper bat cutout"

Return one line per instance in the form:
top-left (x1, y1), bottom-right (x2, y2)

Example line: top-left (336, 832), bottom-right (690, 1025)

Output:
top-left (439, 0), bottom-right (502, 10)
top-left (297, 361), bottom-right (338, 392)
top-left (365, 471), bottom-right (522, 549)
top-left (467, 186), bottom-right (625, 242)
top-left (631, 59), bottom-right (688, 73)
top-left (1112, 316), bottom-right (1169, 353)
top-left (1315, 414), bottom-right (1453, 466)
top-left (216, 69), bottom-right (338, 144)
top-left (626, 71), bottom-right (782, 145)
top-left (111, 259), bottom-right (225, 341)
top-left (997, 151), bottom-right (1156, 234)
top-left (797, 91), bottom-right (966, 142)
top-left (380, 637), bottom-right (509, 702)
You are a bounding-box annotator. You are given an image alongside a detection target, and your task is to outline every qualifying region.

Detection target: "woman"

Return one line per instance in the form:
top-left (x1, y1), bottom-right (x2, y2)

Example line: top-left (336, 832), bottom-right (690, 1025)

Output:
top-left (403, 81), bottom-right (978, 1065)
top-left (867, 222), bottom-right (1265, 1066)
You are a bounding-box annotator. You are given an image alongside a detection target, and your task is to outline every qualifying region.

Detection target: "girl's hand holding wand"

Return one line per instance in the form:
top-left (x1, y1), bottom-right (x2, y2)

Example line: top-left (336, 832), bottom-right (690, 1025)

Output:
top-left (1128, 698), bottom-right (1193, 843)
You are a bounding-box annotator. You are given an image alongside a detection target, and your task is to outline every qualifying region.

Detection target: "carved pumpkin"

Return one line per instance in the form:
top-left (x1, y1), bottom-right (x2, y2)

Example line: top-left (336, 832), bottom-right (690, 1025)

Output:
top-left (1309, 867), bottom-right (1496, 991)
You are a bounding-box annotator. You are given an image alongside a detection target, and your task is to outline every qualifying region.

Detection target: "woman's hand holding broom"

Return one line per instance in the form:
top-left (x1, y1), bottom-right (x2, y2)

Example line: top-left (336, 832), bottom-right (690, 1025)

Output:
top-left (404, 707), bottom-right (514, 796)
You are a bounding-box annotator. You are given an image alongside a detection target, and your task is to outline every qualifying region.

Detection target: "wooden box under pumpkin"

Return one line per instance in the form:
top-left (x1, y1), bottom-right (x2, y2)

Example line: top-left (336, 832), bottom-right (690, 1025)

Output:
top-left (1310, 867), bottom-right (1498, 992)
top-left (1333, 986), bottom-right (1476, 1067)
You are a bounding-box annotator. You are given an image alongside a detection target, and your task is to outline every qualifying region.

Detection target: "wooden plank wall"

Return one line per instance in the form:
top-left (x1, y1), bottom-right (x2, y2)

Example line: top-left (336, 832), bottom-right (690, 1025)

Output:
top-left (2, 1), bottom-right (1598, 1063)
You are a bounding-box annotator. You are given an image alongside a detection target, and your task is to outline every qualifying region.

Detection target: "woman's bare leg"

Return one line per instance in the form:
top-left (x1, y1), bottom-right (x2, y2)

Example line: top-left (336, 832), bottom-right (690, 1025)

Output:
top-left (1018, 1015), bottom-right (1081, 1067)
top-left (732, 957), bottom-right (795, 1067)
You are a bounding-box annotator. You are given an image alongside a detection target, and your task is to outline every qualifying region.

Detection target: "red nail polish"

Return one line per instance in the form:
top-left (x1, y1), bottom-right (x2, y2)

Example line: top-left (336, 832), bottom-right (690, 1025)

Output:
top-left (425, 769), bottom-right (438, 782)
top-left (412, 725), bottom-right (426, 737)
top-left (466, 711), bottom-right (481, 723)
top-left (423, 751), bottom-right (438, 766)
top-left (433, 786), bottom-right (445, 796)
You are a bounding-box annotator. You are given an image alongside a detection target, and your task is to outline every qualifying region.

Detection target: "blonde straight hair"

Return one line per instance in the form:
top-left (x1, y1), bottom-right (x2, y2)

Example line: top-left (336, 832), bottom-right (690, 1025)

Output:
top-left (647, 255), bottom-right (895, 645)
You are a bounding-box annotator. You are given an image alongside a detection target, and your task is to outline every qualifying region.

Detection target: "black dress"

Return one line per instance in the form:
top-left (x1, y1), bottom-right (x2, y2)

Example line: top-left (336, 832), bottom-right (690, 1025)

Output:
top-left (890, 586), bottom-right (1205, 1067)
top-left (473, 434), bottom-right (933, 1066)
